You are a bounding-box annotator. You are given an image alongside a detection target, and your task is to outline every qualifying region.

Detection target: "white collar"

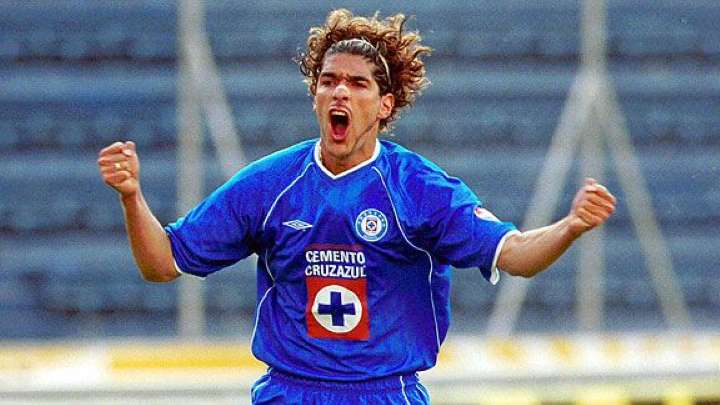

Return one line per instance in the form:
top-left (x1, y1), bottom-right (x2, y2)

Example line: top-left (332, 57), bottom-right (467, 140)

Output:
top-left (314, 139), bottom-right (381, 180)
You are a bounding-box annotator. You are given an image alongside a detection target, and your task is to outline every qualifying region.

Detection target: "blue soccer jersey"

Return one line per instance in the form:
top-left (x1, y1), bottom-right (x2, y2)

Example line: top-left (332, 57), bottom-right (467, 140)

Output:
top-left (165, 139), bottom-right (517, 381)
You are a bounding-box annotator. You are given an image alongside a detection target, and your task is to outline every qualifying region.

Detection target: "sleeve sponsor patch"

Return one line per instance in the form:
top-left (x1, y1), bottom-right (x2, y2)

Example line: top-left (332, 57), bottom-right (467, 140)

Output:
top-left (474, 206), bottom-right (500, 222)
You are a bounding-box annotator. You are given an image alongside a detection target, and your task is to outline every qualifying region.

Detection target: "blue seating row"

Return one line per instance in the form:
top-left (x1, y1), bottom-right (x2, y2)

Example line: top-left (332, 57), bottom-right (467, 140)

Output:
top-left (1, 92), bottom-right (718, 152)
top-left (3, 62), bottom-right (717, 103)
top-left (1, 109), bottom-right (717, 153)
top-left (1, 2), bottom-right (718, 62)
top-left (1, 251), bottom-right (717, 338)
top-left (5, 30), bottom-right (716, 62)
top-left (1, 147), bottom-right (717, 233)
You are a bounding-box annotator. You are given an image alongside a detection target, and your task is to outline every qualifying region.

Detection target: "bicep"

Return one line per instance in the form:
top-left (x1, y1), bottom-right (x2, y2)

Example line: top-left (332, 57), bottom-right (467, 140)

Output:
top-left (496, 231), bottom-right (525, 277)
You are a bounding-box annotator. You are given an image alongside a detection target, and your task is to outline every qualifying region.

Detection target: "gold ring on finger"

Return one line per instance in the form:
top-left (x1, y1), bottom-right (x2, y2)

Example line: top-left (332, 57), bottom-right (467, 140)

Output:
top-left (115, 162), bottom-right (122, 171)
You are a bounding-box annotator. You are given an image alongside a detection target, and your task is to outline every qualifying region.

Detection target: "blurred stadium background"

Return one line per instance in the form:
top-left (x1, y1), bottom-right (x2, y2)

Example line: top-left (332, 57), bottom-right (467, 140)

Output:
top-left (1, 0), bottom-right (719, 403)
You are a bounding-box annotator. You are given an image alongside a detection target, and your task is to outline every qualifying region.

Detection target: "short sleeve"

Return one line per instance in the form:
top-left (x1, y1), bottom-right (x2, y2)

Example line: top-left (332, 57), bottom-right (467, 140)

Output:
top-left (409, 170), bottom-right (517, 284)
top-left (435, 202), bottom-right (518, 284)
top-left (165, 172), bottom-right (262, 278)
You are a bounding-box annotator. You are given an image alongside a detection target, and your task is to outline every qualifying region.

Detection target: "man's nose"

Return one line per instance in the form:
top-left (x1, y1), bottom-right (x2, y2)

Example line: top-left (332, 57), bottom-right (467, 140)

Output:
top-left (332, 83), bottom-right (350, 101)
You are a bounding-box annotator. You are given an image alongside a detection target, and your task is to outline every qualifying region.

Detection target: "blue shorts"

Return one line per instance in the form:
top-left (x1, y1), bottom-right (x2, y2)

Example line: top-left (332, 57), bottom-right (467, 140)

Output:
top-left (251, 368), bottom-right (431, 404)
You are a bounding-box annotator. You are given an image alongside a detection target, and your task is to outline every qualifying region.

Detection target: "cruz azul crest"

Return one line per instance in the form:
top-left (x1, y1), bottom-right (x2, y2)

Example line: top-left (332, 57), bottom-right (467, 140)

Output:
top-left (354, 208), bottom-right (388, 242)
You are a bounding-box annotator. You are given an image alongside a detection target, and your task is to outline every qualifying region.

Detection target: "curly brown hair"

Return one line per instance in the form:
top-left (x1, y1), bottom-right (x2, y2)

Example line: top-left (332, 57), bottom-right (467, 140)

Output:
top-left (296, 9), bottom-right (432, 132)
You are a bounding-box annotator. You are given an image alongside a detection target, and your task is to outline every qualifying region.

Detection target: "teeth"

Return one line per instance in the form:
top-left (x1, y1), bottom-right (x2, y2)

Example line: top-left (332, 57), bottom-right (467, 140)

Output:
top-left (331, 111), bottom-right (348, 117)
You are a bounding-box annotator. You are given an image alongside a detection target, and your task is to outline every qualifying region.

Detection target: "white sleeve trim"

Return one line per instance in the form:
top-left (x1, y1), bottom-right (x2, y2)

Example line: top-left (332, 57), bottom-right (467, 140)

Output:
top-left (489, 230), bottom-right (521, 285)
top-left (173, 260), bottom-right (206, 280)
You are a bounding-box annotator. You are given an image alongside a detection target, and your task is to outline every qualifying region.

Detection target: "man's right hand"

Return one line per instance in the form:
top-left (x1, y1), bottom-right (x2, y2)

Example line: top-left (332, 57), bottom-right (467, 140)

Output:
top-left (97, 141), bottom-right (140, 198)
top-left (97, 141), bottom-right (178, 282)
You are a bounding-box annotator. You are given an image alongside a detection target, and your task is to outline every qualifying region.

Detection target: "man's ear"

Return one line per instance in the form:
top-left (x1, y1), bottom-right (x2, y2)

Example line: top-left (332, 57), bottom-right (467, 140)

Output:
top-left (378, 93), bottom-right (395, 120)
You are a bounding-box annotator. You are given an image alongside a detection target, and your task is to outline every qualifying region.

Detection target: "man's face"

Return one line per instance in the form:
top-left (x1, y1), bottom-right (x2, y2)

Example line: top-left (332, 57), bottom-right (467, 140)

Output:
top-left (314, 53), bottom-right (394, 174)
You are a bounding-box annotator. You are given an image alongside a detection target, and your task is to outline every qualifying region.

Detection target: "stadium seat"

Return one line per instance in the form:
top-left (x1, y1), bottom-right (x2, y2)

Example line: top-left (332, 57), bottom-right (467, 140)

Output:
top-left (451, 269), bottom-right (497, 311)
top-left (206, 284), bottom-right (246, 313)
top-left (422, 30), bottom-right (457, 57)
top-left (9, 205), bottom-right (55, 233)
top-left (617, 31), bottom-right (698, 58)
top-left (193, 271), bottom-right (257, 329)
top-left (457, 30), bottom-right (535, 58)
top-left (538, 33), bottom-right (580, 59)
top-left (701, 33), bottom-right (720, 58)
top-left (0, 35), bottom-right (21, 60)
top-left (55, 120), bottom-right (89, 149)
top-left (211, 28), bottom-right (290, 60)
top-left (23, 29), bottom-right (59, 59)
top-left (675, 115), bottom-right (713, 143)
top-left (92, 112), bottom-right (126, 147)
top-left (93, 24), bottom-right (130, 59)
top-left (0, 277), bottom-right (39, 309)
top-left (20, 113), bottom-right (56, 148)
top-left (518, 306), bottom-right (576, 332)
top-left (85, 202), bottom-right (126, 232)
top-left (141, 284), bottom-right (178, 312)
top-left (129, 32), bottom-right (176, 60)
top-left (0, 309), bottom-right (75, 338)
top-left (394, 105), bottom-right (435, 144)
top-left (122, 120), bottom-right (154, 149)
top-left (103, 313), bottom-right (176, 337)
top-left (266, 109), bottom-right (316, 147)
top-left (681, 276), bottom-right (709, 307)
top-left (59, 33), bottom-right (91, 60)
top-left (153, 107), bottom-right (178, 147)
top-left (0, 122), bottom-right (20, 149)
top-left (606, 306), bottom-right (665, 331)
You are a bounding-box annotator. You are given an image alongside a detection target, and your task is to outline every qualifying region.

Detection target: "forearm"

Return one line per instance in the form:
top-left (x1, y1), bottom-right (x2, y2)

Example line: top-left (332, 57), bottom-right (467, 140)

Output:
top-left (497, 216), bottom-right (581, 278)
top-left (497, 178), bottom-right (616, 278)
top-left (121, 192), bottom-right (180, 282)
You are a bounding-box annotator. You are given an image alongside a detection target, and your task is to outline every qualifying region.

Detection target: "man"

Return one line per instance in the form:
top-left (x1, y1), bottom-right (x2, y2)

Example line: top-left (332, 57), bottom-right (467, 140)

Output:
top-left (98, 9), bottom-right (616, 404)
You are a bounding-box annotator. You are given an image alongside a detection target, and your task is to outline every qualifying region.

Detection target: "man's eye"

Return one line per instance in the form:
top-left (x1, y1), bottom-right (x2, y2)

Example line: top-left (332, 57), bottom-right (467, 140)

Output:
top-left (320, 79), bottom-right (334, 86)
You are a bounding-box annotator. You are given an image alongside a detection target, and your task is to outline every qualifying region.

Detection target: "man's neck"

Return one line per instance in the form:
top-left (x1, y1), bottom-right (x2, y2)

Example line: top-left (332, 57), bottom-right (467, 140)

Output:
top-left (315, 139), bottom-right (381, 178)
top-left (322, 154), bottom-right (363, 175)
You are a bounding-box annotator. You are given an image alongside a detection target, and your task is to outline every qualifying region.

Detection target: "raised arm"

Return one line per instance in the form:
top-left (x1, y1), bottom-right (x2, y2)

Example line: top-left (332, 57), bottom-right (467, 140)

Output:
top-left (497, 178), bottom-right (617, 278)
top-left (97, 141), bottom-right (180, 283)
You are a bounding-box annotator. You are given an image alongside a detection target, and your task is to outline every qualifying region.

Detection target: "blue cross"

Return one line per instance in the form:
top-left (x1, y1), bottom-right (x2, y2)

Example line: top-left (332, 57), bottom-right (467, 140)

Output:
top-left (317, 291), bottom-right (356, 326)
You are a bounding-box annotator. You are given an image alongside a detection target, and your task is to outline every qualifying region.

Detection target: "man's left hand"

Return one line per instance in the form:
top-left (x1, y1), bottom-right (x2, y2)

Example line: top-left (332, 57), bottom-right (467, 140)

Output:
top-left (568, 178), bottom-right (617, 236)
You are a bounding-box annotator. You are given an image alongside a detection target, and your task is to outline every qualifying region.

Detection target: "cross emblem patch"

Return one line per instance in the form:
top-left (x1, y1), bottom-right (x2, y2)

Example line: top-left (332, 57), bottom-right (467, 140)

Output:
top-left (318, 291), bottom-right (357, 327)
top-left (306, 278), bottom-right (369, 340)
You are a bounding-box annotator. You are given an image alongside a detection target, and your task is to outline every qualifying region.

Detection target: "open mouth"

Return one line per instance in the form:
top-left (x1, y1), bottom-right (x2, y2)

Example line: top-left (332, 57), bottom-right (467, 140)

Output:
top-left (329, 110), bottom-right (349, 141)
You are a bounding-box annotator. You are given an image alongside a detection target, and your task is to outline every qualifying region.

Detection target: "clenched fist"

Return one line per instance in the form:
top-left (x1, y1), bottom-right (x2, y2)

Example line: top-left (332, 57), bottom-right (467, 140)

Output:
top-left (97, 141), bottom-right (140, 198)
top-left (568, 178), bottom-right (617, 236)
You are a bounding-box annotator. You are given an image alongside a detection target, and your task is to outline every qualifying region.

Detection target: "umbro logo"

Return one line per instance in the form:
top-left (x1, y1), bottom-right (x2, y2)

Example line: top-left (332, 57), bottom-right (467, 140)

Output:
top-left (283, 219), bottom-right (313, 231)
